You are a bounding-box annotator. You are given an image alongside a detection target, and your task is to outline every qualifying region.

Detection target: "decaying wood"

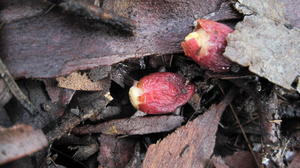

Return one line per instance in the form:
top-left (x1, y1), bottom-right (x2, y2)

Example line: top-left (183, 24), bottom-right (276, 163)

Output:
top-left (260, 92), bottom-right (285, 167)
top-left (0, 124), bottom-right (48, 165)
top-left (1, 0), bottom-right (238, 78)
top-left (72, 115), bottom-right (184, 135)
top-left (142, 89), bottom-right (236, 168)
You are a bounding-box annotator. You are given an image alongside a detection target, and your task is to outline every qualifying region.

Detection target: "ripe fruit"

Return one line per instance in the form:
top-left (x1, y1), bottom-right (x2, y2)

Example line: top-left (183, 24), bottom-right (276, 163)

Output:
top-left (181, 19), bottom-right (233, 72)
top-left (129, 72), bottom-right (195, 114)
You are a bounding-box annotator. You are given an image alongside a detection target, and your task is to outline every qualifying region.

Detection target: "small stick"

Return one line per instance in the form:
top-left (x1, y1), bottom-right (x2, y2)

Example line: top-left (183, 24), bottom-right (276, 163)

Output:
top-left (0, 58), bottom-right (37, 115)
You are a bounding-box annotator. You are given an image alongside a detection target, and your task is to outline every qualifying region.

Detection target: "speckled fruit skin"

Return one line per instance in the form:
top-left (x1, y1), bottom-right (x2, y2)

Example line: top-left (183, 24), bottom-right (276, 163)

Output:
top-left (181, 19), bottom-right (233, 72)
top-left (129, 72), bottom-right (195, 114)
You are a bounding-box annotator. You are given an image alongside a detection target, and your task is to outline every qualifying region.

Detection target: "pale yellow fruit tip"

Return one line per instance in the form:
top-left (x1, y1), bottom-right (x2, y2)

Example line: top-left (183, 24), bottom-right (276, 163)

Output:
top-left (129, 82), bottom-right (143, 109)
top-left (184, 29), bottom-right (210, 56)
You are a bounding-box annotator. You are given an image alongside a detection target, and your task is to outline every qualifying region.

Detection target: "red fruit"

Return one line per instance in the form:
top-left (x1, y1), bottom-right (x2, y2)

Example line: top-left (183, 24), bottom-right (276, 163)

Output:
top-left (129, 72), bottom-right (195, 114)
top-left (181, 19), bottom-right (233, 72)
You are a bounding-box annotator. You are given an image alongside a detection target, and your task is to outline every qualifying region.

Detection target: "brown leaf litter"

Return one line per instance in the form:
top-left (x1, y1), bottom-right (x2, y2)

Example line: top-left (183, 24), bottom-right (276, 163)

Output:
top-left (72, 115), bottom-right (184, 135)
top-left (142, 89), bottom-right (236, 168)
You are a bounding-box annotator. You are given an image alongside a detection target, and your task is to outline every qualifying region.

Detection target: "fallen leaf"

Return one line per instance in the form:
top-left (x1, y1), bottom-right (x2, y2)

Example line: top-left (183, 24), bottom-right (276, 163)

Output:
top-left (0, 124), bottom-right (48, 165)
top-left (142, 89), bottom-right (235, 168)
top-left (224, 0), bottom-right (300, 93)
top-left (57, 72), bottom-right (108, 91)
top-left (72, 115), bottom-right (184, 135)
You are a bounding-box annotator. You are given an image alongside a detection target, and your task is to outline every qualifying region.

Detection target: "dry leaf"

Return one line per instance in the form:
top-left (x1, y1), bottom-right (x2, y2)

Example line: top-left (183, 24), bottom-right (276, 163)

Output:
top-left (142, 105), bottom-right (229, 168)
top-left (72, 116), bottom-right (184, 135)
top-left (142, 89), bottom-right (235, 168)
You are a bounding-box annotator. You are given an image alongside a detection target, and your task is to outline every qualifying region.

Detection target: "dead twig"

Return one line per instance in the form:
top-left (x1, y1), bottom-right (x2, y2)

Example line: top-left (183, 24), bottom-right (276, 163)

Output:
top-left (0, 58), bottom-right (37, 115)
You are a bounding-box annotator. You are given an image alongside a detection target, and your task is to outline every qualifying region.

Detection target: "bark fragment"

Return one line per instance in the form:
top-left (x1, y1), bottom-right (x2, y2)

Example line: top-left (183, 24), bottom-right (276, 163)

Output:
top-left (224, 0), bottom-right (300, 93)
top-left (0, 124), bottom-right (48, 165)
top-left (1, 0), bottom-right (236, 78)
